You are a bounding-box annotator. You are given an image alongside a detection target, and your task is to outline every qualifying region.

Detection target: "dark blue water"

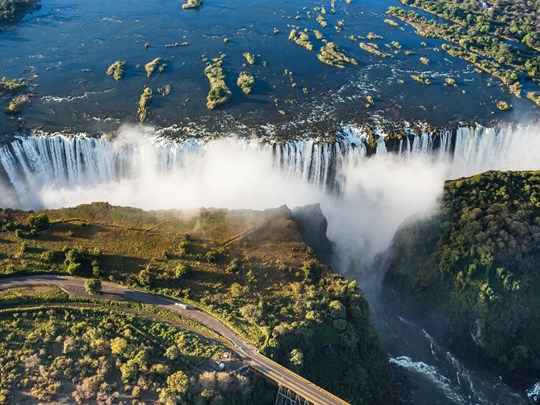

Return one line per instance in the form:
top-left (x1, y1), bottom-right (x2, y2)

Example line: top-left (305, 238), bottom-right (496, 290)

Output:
top-left (1, 1), bottom-right (539, 403)
top-left (1, 0), bottom-right (537, 136)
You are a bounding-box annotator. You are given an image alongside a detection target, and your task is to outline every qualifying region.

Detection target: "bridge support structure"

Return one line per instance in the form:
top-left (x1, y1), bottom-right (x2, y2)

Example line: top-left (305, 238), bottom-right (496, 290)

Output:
top-left (275, 384), bottom-right (311, 405)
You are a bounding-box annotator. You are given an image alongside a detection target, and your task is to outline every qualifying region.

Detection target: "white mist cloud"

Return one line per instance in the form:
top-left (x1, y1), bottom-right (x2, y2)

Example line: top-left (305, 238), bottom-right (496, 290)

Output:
top-left (38, 134), bottom-right (324, 211)
top-left (3, 123), bottom-right (540, 283)
top-left (321, 154), bottom-right (448, 276)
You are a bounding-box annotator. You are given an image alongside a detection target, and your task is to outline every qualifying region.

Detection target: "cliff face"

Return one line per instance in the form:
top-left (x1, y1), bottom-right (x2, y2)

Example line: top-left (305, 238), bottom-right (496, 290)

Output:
top-left (292, 203), bottom-right (334, 264)
top-left (384, 171), bottom-right (540, 387)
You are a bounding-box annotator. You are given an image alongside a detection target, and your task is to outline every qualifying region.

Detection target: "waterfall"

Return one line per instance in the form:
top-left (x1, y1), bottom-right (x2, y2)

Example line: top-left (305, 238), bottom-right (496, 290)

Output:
top-left (0, 124), bottom-right (539, 209)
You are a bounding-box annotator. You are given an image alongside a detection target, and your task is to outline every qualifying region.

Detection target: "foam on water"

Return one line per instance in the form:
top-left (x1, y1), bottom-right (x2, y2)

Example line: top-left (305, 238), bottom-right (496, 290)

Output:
top-left (389, 356), bottom-right (466, 403)
top-left (0, 123), bottom-right (539, 210)
top-left (527, 382), bottom-right (540, 402)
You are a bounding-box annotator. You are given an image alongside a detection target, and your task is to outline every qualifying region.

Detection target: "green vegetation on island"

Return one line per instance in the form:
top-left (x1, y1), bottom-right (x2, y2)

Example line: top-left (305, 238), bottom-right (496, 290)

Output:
top-left (182, 0), bottom-right (202, 10)
top-left (204, 57), bottom-right (231, 109)
top-left (527, 91), bottom-right (540, 107)
top-left (410, 73), bottom-right (431, 85)
top-left (0, 203), bottom-right (394, 404)
top-left (496, 100), bottom-right (512, 111)
top-left (137, 87), bottom-right (152, 123)
top-left (384, 18), bottom-right (399, 28)
top-left (106, 61), bottom-right (125, 80)
top-left (316, 14), bottom-right (328, 28)
top-left (145, 58), bottom-right (167, 78)
top-left (237, 72), bottom-right (254, 95)
top-left (288, 29), bottom-right (314, 51)
top-left (242, 52), bottom-right (255, 65)
top-left (0, 77), bottom-right (26, 96)
top-left (387, 2), bottom-right (540, 101)
top-left (313, 29), bottom-right (324, 41)
top-left (0, 0), bottom-right (41, 26)
top-left (444, 77), bottom-right (456, 87)
top-left (398, 0), bottom-right (540, 52)
top-left (4, 94), bottom-right (30, 114)
top-left (359, 42), bottom-right (392, 58)
top-left (157, 84), bottom-right (171, 96)
top-left (317, 42), bottom-right (357, 68)
top-left (385, 171), bottom-right (540, 386)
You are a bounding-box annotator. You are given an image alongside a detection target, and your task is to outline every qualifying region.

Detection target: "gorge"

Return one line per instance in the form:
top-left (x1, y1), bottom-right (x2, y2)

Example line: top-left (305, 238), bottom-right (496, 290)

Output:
top-left (1, 123), bottom-right (539, 402)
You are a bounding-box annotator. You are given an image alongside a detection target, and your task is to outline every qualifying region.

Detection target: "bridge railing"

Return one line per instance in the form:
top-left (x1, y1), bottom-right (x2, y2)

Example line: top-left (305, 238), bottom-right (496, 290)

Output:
top-left (252, 354), bottom-right (350, 405)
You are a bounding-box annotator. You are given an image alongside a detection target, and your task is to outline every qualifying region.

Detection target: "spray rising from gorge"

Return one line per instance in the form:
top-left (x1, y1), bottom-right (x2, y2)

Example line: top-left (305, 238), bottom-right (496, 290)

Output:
top-left (1, 124), bottom-right (539, 403)
top-left (1, 123), bottom-right (539, 263)
top-left (1, 123), bottom-right (539, 276)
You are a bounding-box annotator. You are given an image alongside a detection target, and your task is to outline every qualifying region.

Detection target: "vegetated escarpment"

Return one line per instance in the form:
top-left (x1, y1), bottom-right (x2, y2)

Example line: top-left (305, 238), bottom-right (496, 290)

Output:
top-left (0, 203), bottom-right (393, 404)
top-left (384, 171), bottom-right (540, 388)
top-left (0, 0), bottom-right (41, 26)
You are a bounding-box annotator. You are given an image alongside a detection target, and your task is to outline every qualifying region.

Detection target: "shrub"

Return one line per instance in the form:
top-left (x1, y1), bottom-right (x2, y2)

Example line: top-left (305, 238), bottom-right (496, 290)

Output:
top-left (27, 213), bottom-right (50, 229)
top-left (67, 262), bottom-right (82, 275)
top-left (226, 258), bottom-right (242, 274)
top-left (205, 250), bottom-right (219, 263)
top-left (138, 267), bottom-right (155, 287)
top-left (174, 264), bottom-right (190, 279)
top-left (84, 279), bottom-right (102, 295)
top-left (40, 250), bottom-right (55, 262)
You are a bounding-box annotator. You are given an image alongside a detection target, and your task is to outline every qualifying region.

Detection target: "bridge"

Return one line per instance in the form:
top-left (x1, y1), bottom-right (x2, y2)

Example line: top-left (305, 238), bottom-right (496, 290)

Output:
top-left (0, 275), bottom-right (350, 405)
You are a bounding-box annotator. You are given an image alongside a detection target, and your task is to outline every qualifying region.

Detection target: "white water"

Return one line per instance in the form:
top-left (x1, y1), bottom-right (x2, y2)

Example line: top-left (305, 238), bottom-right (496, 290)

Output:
top-left (0, 123), bottom-right (539, 403)
top-left (390, 356), bottom-right (467, 403)
top-left (1, 124), bottom-right (539, 211)
top-left (527, 382), bottom-right (540, 402)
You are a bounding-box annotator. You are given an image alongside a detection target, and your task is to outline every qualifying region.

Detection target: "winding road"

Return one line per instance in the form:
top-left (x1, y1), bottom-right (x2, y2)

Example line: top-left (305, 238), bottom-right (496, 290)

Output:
top-left (0, 275), bottom-right (350, 405)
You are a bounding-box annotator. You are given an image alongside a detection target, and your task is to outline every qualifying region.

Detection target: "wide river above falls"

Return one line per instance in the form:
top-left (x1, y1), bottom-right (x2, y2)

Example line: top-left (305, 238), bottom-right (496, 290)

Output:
top-left (1, 0), bottom-right (538, 137)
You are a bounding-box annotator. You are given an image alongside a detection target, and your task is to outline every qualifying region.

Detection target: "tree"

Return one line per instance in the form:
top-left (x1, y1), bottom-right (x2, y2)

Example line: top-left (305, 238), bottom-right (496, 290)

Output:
top-left (174, 264), bottom-right (190, 280)
top-left (27, 213), bottom-right (49, 230)
top-left (289, 349), bottom-right (304, 370)
top-left (84, 279), bottom-right (102, 295)
top-left (230, 283), bottom-right (245, 298)
top-left (240, 304), bottom-right (263, 323)
top-left (110, 337), bottom-right (128, 355)
top-left (328, 300), bottom-right (346, 319)
top-left (301, 261), bottom-right (315, 283)
top-left (138, 267), bottom-right (155, 287)
top-left (166, 370), bottom-right (188, 395)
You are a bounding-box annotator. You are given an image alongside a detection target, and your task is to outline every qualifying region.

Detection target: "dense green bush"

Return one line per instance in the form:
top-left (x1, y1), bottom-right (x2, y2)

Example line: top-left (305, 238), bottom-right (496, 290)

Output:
top-left (0, 0), bottom-right (41, 25)
top-left (0, 306), bottom-right (268, 404)
top-left (385, 171), bottom-right (540, 384)
top-left (26, 213), bottom-right (49, 230)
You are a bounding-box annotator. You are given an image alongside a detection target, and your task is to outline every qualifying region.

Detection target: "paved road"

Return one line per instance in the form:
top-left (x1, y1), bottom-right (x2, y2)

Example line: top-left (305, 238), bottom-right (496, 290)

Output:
top-left (0, 275), bottom-right (350, 405)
